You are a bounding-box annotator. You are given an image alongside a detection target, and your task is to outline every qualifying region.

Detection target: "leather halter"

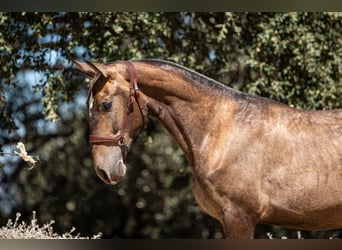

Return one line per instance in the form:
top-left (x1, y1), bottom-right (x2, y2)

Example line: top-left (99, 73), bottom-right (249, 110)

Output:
top-left (89, 61), bottom-right (148, 151)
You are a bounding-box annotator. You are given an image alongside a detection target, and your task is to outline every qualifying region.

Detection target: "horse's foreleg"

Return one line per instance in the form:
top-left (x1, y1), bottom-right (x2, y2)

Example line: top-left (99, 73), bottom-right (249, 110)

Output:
top-left (221, 205), bottom-right (257, 239)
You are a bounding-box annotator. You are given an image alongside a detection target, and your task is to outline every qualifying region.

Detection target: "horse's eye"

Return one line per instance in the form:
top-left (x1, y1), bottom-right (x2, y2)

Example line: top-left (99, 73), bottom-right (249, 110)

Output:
top-left (102, 101), bottom-right (113, 111)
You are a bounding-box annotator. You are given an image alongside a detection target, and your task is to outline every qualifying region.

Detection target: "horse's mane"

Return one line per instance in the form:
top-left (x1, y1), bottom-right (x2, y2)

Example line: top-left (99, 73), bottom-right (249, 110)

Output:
top-left (133, 59), bottom-right (230, 93)
top-left (133, 59), bottom-right (284, 107)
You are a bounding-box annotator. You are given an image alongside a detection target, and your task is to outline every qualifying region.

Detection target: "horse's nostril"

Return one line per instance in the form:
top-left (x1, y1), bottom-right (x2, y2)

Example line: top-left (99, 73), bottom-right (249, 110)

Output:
top-left (96, 166), bottom-right (121, 185)
top-left (97, 168), bottom-right (111, 183)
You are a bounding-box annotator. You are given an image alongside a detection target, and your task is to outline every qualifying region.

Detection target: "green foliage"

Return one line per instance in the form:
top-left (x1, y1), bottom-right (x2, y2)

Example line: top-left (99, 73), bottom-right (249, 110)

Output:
top-left (244, 13), bottom-right (342, 110)
top-left (0, 12), bottom-right (341, 239)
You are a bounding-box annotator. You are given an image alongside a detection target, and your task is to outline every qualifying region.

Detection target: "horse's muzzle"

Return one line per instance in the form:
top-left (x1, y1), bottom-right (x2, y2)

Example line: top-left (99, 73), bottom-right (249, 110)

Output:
top-left (95, 159), bottom-right (127, 185)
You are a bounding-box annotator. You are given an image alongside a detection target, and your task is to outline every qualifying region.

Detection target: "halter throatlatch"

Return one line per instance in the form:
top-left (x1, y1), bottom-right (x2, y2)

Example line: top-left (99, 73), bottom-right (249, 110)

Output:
top-left (89, 61), bottom-right (148, 151)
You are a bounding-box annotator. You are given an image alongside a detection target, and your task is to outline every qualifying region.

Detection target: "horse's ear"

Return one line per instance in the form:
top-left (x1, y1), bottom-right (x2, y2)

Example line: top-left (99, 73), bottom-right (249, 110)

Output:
top-left (72, 59), bottom-right (97, 77)
top-left (73, 59), bottom-right (118, 80)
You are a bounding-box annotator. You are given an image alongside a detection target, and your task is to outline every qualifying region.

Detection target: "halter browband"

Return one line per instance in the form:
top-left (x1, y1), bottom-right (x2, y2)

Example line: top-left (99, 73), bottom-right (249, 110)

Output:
top-left (89, 61), bottom-right (148, 151)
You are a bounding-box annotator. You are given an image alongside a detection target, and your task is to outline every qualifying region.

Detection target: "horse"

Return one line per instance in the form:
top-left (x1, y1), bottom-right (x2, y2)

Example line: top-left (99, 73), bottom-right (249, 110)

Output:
top-left (74, 58), bottom-right (342, 239)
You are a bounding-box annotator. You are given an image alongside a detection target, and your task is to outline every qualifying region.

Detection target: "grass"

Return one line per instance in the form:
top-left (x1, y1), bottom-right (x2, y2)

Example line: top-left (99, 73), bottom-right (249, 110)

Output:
top-left (0, 211), bottom-right (102, 239)
top-left (0, 143), bottom-right (103, 239)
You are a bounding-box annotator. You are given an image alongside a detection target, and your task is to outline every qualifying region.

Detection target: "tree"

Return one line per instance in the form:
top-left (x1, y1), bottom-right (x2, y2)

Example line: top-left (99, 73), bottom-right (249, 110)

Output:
top-left (0, 12), bottom-right (341, 238)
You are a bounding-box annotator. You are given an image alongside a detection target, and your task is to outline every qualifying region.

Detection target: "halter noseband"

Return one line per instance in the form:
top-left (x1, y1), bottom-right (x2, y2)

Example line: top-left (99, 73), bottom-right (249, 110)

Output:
top-left (89, 61), bottom-right (148, 151)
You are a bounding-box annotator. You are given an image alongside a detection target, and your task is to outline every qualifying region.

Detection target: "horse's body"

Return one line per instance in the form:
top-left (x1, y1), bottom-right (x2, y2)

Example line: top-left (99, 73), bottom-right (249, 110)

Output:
top-left (74, 59), bottom-right (342, 239)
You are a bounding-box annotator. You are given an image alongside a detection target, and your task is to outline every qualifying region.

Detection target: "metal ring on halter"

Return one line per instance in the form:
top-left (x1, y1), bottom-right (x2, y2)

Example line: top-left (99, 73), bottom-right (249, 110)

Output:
top-left (118, 137), bottom-right (129, 152)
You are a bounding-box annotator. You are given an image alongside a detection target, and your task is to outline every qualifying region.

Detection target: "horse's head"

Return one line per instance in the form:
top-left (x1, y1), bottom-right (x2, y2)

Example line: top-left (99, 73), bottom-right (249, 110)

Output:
top-left (73, 60), bottom-right (147, 185)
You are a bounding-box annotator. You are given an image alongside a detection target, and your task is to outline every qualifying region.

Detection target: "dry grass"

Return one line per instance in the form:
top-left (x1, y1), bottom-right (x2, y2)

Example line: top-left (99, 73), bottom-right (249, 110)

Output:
top-left (1, 144), bottom-right (102, 239)
top-left (266, 231), bottom-right (304, 239)
top-left (0, 211), bottom-right (102, 239)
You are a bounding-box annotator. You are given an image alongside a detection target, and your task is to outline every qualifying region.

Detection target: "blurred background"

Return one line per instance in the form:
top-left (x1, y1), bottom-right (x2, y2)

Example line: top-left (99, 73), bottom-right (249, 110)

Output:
top-left (0, 12), bottom-right (341, 238)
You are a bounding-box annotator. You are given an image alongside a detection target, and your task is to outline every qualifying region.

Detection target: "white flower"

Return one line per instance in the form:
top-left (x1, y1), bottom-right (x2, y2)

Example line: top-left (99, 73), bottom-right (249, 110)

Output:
top-left (14, 142), bottom-right (37, 170)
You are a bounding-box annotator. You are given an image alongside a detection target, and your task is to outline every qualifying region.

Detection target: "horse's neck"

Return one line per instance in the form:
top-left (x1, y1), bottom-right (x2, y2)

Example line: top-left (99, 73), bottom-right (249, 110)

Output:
top-left (129, 61), bottom-right (202, 102)
top-left (125, 61), bottom-right (231, 166)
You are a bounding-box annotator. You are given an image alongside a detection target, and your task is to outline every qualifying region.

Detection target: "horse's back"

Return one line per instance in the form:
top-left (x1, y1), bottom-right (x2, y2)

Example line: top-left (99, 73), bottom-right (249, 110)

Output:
top-left (258, 107), bottom-right (342, 229)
